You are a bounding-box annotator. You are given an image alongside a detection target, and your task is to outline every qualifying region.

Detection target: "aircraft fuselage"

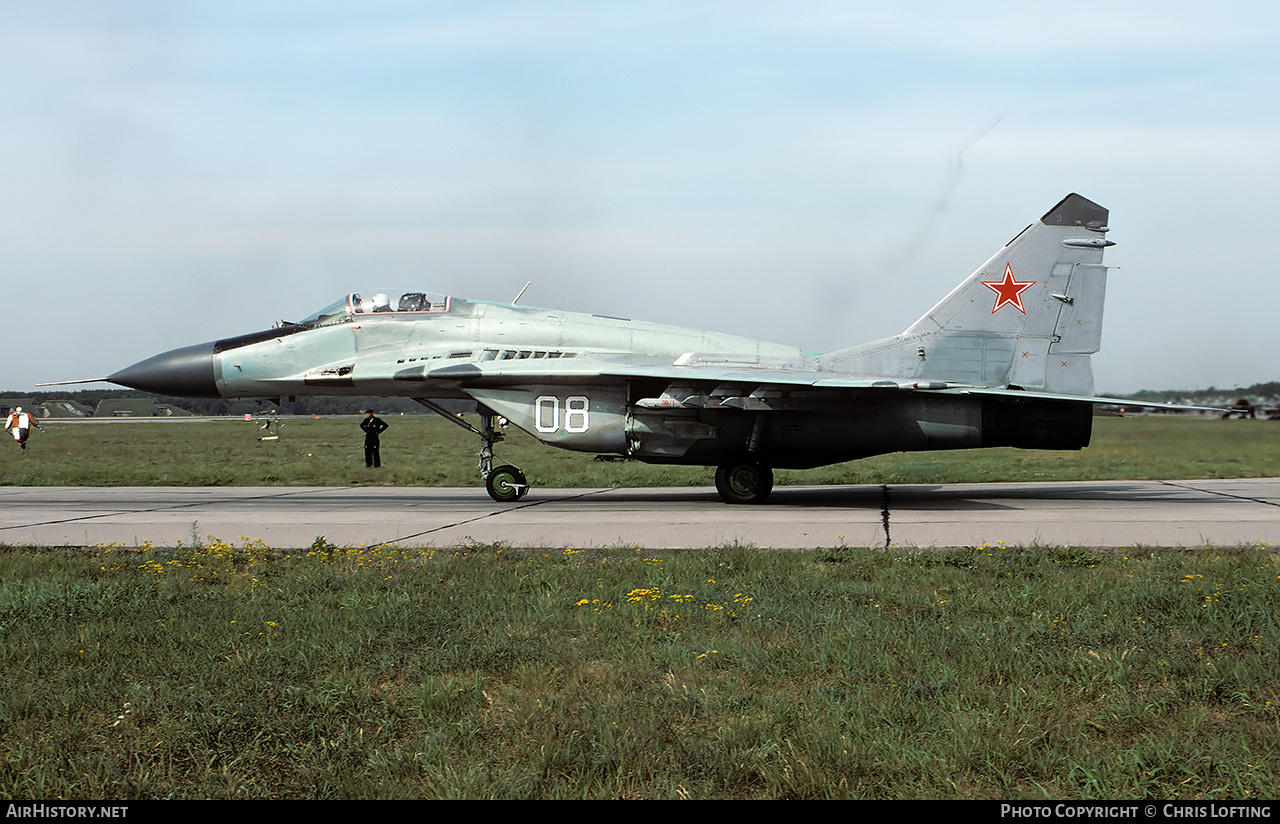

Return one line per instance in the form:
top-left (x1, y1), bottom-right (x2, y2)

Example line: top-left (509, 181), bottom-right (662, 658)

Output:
top-left (109, 294), bottom-right (1090, 473)
top-left (98, 193), bottom-right (1126, 503)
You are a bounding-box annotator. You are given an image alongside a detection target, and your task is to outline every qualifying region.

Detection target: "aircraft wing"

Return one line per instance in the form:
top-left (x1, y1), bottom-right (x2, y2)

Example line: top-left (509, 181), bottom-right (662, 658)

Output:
top-left (403, 352), bottom-right (970, 392)
top-left (399, 352), bottom-right (1218, 412)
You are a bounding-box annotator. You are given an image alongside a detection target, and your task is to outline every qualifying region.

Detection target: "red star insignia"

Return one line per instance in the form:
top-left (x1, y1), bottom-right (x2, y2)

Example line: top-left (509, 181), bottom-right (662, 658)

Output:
top-left (982, 263), bottom-right (1035, 314)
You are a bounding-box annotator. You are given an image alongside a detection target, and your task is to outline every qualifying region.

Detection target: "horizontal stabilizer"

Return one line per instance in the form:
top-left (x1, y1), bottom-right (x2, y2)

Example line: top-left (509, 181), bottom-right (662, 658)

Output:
top-left (944, 386), bottom-right (1225, 413)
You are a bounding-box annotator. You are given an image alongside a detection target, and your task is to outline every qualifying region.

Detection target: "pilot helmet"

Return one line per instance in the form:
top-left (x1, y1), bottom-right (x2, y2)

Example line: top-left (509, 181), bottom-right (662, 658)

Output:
top-left (372, 293), bottom-right (390, 310)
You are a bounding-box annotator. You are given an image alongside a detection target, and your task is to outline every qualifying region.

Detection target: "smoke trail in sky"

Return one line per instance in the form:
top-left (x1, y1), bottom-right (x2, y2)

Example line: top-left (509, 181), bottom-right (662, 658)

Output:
top-left (892, 113), bottom-right (1007, 266)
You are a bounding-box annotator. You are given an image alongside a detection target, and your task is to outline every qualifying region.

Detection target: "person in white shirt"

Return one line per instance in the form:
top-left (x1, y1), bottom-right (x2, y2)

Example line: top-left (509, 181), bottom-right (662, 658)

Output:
top-left (4, 407), bottom-right (43, 450)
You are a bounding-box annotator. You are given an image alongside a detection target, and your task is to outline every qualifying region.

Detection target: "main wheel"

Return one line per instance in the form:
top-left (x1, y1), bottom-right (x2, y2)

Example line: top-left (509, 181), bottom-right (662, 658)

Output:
top-left (486, 465), bottom-right (528, 503)
top-left (714, 459), bottom-right (774, 504)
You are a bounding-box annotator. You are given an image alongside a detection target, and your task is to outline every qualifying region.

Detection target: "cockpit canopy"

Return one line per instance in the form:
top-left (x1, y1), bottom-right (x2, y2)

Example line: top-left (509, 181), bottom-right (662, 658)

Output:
top-left (297, 291), bottom-right (451, 327)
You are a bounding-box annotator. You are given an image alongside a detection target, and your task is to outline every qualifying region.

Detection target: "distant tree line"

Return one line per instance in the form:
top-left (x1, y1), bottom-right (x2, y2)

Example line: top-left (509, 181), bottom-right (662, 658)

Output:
top-left (14, 389), bottom-right (432, 417)
top-left (1120, 381), bottom-right (1280, 405)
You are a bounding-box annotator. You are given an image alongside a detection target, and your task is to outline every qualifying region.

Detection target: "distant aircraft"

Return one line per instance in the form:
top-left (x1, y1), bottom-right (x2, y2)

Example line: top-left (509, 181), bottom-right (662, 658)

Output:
top-left (51, 194), bottom-right (1202, 503)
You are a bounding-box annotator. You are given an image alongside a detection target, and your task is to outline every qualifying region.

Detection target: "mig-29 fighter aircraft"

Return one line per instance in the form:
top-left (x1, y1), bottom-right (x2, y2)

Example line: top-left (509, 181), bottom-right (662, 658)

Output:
top-left (67, 194), bottom-right (1186, 503)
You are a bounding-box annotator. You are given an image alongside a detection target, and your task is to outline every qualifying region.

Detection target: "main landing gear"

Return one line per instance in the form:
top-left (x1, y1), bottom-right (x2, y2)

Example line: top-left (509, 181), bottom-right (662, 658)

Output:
top-left (712, 415), bottom-right (774, 504)
top-left (714, 458), bottom-right (773, 505)
top-left (413, 399), bottom-right (530, 503)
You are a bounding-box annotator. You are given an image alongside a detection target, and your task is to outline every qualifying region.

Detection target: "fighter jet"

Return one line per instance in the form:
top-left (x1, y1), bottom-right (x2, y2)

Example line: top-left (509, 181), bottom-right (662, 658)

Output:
top-left (69, 193), bottom-right (1192, 503)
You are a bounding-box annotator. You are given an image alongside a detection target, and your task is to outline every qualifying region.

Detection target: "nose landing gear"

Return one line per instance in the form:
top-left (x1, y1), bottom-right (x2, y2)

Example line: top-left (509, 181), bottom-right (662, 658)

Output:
top-left (413, 398), bottom-right (531, 503)
top-left (485, 464), bottom-right (529, 503)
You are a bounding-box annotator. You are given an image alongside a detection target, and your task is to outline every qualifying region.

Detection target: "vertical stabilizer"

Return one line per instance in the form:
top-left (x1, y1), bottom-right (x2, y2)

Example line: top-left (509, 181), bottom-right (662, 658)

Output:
top-left (820, 194), bottom-right (1111, 395)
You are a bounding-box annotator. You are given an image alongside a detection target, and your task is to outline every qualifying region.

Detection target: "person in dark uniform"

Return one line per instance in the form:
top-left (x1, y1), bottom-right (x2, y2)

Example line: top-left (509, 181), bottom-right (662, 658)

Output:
top-left (360, 410), bottom-right (389, 468)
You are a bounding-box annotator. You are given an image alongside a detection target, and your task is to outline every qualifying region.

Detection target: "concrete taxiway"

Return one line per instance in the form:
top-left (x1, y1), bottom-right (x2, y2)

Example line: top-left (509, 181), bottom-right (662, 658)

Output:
top-left (2, 478), bottom-right (1278, 550)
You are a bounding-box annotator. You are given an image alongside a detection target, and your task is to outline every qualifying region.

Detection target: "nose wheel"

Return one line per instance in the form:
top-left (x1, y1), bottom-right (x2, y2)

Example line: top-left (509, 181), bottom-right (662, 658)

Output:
top-left (486, 465), bottom-right (529, 503)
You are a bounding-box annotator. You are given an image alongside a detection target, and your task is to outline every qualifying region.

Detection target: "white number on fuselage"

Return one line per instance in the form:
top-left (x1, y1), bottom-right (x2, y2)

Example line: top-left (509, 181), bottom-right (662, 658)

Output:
top-left (534, 395), bottom-right (590, 434)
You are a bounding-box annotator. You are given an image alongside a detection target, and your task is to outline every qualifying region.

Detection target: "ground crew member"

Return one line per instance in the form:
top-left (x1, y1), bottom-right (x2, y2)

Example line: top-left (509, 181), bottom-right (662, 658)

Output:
top-left (5, 407), bottom-right (43, 450)
top-left (360, 410), bottom-right (389, 468)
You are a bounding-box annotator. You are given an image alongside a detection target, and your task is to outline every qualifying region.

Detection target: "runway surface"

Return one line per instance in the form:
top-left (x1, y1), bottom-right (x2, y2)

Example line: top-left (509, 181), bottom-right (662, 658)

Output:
top-left (2, 478), bottom-right (1278, 550)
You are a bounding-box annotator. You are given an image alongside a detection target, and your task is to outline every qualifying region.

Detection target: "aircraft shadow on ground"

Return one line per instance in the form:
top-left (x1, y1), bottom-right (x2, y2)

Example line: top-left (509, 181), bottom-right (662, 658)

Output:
top-left (540, 481), bottom-right (1215, 511)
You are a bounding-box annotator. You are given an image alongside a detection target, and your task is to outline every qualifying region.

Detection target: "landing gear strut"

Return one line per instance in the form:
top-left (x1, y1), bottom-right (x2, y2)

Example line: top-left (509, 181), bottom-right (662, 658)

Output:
top-left (413, 399), bottom-right (530, 503)
top-left (715, 458), bottom-right (773, 504)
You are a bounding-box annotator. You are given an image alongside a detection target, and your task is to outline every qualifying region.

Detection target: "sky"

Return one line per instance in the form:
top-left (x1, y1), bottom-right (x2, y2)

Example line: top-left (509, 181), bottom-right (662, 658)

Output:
top-left (3, 1), bottom-right (1278, 395)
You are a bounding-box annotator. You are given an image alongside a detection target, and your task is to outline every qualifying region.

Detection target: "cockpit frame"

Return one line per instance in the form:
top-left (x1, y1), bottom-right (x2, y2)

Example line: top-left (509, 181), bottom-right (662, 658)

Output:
top-left (298, 291), bottom-right (452, 328)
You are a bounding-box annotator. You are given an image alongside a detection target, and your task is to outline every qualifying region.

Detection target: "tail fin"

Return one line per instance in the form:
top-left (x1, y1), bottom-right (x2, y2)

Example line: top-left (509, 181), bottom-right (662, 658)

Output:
top-left (819, 193), bottom-right (1111, 395)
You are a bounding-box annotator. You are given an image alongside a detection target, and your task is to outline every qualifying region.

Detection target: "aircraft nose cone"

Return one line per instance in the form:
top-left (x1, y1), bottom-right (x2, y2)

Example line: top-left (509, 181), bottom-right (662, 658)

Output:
top-left (108, 342), bottom-right (220, 398)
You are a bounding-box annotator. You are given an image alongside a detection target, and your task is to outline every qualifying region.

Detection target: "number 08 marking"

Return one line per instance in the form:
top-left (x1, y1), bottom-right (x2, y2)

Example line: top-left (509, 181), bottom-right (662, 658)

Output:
top-left (534, 395), bottom-right (590, 434)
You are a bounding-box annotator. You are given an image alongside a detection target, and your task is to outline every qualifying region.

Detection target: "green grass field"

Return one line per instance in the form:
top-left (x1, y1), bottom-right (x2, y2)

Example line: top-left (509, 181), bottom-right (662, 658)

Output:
top-left (2, 541), bottom-right (1278, 799)
top-left (3, 413), bottom-right (1279, 489)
